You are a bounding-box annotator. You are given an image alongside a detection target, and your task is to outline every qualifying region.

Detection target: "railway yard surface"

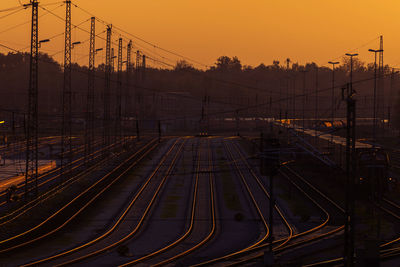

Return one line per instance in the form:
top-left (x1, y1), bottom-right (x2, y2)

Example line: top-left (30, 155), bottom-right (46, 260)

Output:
top-left (0, 130), bottom-right (398, 266)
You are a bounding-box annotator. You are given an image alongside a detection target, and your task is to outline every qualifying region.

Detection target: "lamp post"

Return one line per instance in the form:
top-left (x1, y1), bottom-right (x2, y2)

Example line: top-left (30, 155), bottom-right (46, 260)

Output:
top-left (38, 39), bottom-right (50, 48)
top-left (344, 52), bottom-right (358, 267)
top-left (368, 49), bottom-right (383, 145)
top-left (72, 41), bottom-right (81, 48)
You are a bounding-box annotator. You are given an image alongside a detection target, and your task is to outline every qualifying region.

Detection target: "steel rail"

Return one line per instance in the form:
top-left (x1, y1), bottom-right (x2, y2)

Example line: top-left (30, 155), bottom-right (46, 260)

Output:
top-left (118, 139), bottom-right (202, 266)
top-left (0, 138), bottom-right (158, 253)
top-left (231, 142), bottom-right (294, 250)
top-left (22, 138), bottom-right (180, 266)
top-left (192, 140), bottom-right (270, 267)
top-left (0, 137), bottom-right (109, 202)
top-left (196, 142), bottom-right (343, 266)
top-left (53, 138), bottom-right (187, 266)
top-left (219, 164), bottom-right (345, 266)
top-left (0, 137), bottom-right (129, 222)
top-left (151, 139), bottom-right (216, 267)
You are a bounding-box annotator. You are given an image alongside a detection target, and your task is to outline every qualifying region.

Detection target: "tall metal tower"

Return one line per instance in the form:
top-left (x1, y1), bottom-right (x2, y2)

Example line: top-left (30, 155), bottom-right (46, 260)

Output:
top-left (378, 35), bottom-right (384, 128)
top-left (124, 41), bottom-right (132, 140)
top-left (61, 0), bottom-right (72, 178)
top-left (111, 48), bottom-right (115, 72)
top-left (85, 17), bottom-right (96, 165)
top-left (125, 41), bottom-right (132, 121)
top-left (25, 0), bottom-right (39, 199)
top-left (142, 54), bottom-right (146, 81)
top-left (115, 38), bottom-right (123, 144)
top-left (104, 25), bottom-right (112, 150)
top-left (135, 50), bottom-right (141, 81)
top-left (135, 50), bottom-right (141, 116)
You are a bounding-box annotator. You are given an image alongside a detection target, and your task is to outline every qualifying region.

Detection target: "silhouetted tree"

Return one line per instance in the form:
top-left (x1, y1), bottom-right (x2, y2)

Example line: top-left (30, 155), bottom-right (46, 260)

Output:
top-left (175, 60), bottom-right (194, 71)
top-left (215, 56), bottom-right (242, 71)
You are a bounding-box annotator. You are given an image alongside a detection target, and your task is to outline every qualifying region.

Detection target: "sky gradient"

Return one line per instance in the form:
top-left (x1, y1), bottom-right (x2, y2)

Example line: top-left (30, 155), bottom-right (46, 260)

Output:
top-left (1, 0), bottom-right (399, 69)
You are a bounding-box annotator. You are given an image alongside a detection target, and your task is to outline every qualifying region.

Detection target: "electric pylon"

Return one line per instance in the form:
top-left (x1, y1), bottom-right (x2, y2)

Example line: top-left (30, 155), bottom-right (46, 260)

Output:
top-left (61, 0), bottom-right (72, 179)
top-left (125, 40), bottom-right (132, 141)
top-left (115, 38), bottom-right (123, 144)
top-left (378, 35), bottom-right (384, 131)
top-left (135, 50), bottom-right (141, 131)
top-left (104, 25), bottom-right (112, 152)
top-left (111, 48), bottom-right (115, 72)
top-left (25, 0), bottom-right (39, 199)
top-left (142, 54), bottom-right (146, 81)
top-left (135, 50), bottom-right (141, 83)
top-left (85, 17), bottom-right (95, 165)
top-left (126, 41), bottom-right (132, 115)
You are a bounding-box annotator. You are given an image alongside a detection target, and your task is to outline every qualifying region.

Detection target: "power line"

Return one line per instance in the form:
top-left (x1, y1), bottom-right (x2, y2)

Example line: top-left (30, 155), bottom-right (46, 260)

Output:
top-left (0, 3), bottom-right (64, 38)
top-left (0, 42), bottom-right (22, 53)
top-left (0, 6), bottom-right (27, 20)
top-left (71, 2), bottom-right (208, 68)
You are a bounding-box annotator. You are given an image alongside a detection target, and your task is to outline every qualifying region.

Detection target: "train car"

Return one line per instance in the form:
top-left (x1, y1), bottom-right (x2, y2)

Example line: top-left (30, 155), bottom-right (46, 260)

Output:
top-left (357, 148), bottom-right (390, 200)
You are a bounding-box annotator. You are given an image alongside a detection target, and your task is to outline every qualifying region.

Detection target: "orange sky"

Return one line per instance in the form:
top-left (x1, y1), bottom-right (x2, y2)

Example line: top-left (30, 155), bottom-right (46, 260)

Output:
top-left (1, 0), bottom-right (400, 69)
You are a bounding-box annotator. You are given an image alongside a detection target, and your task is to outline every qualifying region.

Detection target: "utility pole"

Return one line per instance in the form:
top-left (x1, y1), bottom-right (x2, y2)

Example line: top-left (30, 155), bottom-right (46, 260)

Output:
top-left (85, 17), bottom-right (95, 166)
top-left (344, 52), bottom-right (358, 267)
top-left (111, 48), bottom-right (115, 72)
top-left (368, 49), bottom-right (382, 145)
top-left (315, 67), bottom-right (319, 145)
top-left (125, 40), bottom-right (132, 143)
top-left (25, 0), bottom-right (39, 199)
top-left (104, 25), bottom-right (112, 153)
top-left (378, 36), bottom-right (384, 133)
top-left (115, 38), bottom-right (123, 145)
top-left (142, 54), bottom-right (146, 81)
top-left (261, 137), bottom-right (280, 265)
top-left (135, 50), bottom-right (141, 140)
top-left (286, 58), bottom-right (290, 122)
top-left (60, 0), bottom-right (72, 180)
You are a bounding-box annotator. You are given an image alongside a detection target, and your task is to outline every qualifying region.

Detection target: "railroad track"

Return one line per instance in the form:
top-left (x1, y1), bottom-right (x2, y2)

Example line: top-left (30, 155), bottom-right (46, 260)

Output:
top-left (0, 136), bottom-right (373, 266)
top-left (302, 187), bottom-right (400, 265)
top-left (114, 138), bottom-right (204, 266)
top-left (19, 137), bottom-right (185, 266)
top-left (0, 137), bottom-right (158, 258)
top-left (123, 138), bottom-right (217, 267)
top-left (0, 138), bottom-right (142, 228)
top-left (198, 139), bottom-right (346, 266)
top-left (0, 136), bottom-right (137, 208)
top-left (192, 138), bottom-right (287, 266)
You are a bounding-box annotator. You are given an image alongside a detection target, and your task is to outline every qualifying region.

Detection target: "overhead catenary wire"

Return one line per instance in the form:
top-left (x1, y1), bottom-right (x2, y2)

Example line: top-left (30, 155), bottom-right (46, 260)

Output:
top-left (0, 3), bottom-right (64, 45)
top-left (0, 39), bottom-right (394, 121)
top-left (71, 2), bottom-right (208, 68)
top-left (0, 4), bottom-right (393, 127)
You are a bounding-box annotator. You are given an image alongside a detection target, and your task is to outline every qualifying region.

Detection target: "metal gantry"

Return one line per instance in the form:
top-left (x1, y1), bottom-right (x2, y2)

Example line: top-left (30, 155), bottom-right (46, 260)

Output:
top-left (125, 40), bottom-right (132, 141)
top-left (378, 36), bottom-right (384, 134)
top-left (344, 52), bottom-right (358, 267)
top-left (25, 0), bottom-right (39, 199)
top-left (104, 25), bottom-right (112, 151)
top-left (61, 0), bottom-right (72, 178)
top-left (135, 50), bottom-right (141, 140)
top-left (115, 38), bottom-right (123, 144)
top-left (142, 54), bottom-right (146, 81)
top-left (85, 17), bottom-right (96, 165)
